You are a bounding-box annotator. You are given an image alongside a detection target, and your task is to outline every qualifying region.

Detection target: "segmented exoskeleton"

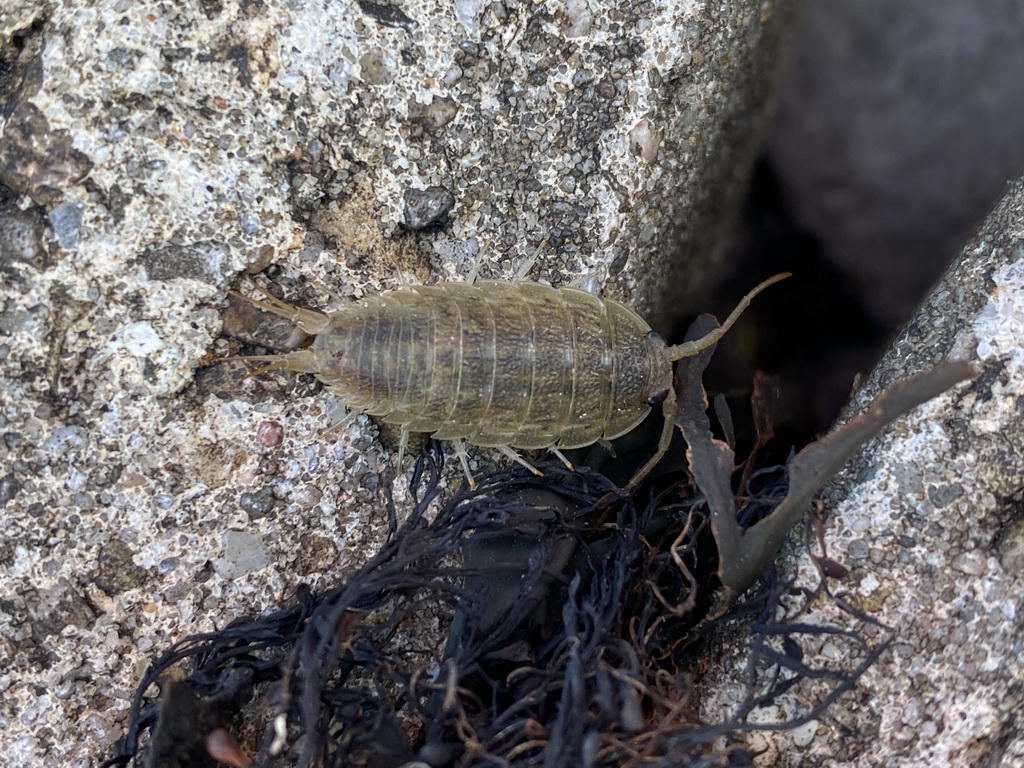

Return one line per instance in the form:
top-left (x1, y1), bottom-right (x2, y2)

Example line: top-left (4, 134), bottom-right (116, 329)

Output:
top-left (232, 274), bottom-right (788, 487)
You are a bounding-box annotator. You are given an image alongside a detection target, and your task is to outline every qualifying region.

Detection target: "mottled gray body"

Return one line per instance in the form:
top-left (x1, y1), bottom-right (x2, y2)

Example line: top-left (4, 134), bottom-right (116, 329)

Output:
top-left (235, 273), bottom-right (787, 486)
top-left (311, 280), bottom-right (669, 450)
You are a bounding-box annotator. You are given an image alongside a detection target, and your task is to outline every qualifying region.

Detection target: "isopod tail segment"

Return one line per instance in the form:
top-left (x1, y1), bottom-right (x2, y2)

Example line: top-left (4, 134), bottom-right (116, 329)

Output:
top-left (223, 284), bottom-right (331, 376)
top-left (623, 271), bottom-right (791, 491)
top-left (401, 432), bottom-right (543, 490)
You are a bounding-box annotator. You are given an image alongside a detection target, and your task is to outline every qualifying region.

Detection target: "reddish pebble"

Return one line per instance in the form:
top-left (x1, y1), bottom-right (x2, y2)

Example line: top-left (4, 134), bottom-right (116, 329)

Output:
top-left (206, 727), bottom-right (252, 768)
top-left (256, 420), bottom-right (284, 447)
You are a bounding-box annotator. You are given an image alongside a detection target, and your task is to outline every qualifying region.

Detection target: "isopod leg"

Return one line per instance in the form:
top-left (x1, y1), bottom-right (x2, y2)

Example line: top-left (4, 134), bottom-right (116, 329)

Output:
top-left (394, 261), bottom-right (409, 288)
top-left (466, 251), bottom-right (537, 284)
top-left (625, 384), bottom-right (678, 490)
top-left (465, 255), bottom-right (481, 285)
top-left (550, 447), bottom-right (575, 471)
top-left (512, 255), bottom-right (537, 281)
top-left (318, 407), bottom-right (357, 439)
top-left (451, 438), bottom-right (477, 489)
top-left (395, 427), bottom-right (410, 478)
top-left (495, 445), bottom-right (544, 478)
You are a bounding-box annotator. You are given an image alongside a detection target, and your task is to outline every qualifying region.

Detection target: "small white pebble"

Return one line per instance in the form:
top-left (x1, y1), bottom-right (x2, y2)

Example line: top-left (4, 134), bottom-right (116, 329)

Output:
top-left (790, 720), bottom-right (818, 747)
top-left (119, 321), bottom-right (164, 356)
top-left (951, 550), bottom-right (987, 576)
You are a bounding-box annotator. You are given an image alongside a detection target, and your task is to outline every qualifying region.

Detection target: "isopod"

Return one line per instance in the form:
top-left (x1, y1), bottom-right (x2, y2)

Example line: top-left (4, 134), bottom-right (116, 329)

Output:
top-left (232, 273), bottom-right (788, 487)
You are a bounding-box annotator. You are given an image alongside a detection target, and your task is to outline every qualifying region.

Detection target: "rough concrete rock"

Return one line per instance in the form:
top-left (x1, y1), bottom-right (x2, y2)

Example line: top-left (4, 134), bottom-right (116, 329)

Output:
top-left (701, 174), bottom-right (1024, 766)
top-left (0, 1), bottom-right (800, 766)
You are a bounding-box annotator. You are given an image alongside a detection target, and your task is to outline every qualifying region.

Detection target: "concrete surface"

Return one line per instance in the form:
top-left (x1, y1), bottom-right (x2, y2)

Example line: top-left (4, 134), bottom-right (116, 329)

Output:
top-left (0, 0), bottom-right (800, 765)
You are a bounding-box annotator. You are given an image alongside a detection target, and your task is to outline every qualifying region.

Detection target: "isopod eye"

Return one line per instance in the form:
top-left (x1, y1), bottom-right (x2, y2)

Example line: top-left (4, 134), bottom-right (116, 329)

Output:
top-left (645, 330), bottom-right (667, 345)
top-left (647, 388), bottom-right (670, 407)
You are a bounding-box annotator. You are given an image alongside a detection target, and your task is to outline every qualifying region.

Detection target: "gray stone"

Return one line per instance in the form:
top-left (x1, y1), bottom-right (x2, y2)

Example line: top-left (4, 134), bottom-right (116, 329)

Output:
top-left (0, 204), bottom-right (46, 270)
top-left (47, 202), bottom-right (84, 250)
top-left (214, 530), bottom-right (271, 579)
top-left (701, 173), bottom-right (1024, 766)
top-left (403, 185), bottom-right (456, 230)
top-left (94, 540), bottom-right (151, 597)
top-left (0, 472), bottom-right (20, 505)
top-left (0, 103), bottom-right (93, 206)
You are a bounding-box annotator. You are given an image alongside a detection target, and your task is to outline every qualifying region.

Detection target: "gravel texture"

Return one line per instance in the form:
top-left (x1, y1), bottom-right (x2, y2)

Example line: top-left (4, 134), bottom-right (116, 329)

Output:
top-left (0, 1), bottom-right (799, 766)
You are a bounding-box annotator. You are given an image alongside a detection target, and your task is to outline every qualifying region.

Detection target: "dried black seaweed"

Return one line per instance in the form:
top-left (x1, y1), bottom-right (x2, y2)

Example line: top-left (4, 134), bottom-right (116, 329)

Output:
top-left (103, 317), bottom-right (974, 768)
top-left (102, 454), bottom-right (884, 768)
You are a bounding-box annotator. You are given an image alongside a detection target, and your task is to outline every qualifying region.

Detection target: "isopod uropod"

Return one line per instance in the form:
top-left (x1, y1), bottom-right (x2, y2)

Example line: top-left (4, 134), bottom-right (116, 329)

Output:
top-left (233, 273), bottom-right (789, 487)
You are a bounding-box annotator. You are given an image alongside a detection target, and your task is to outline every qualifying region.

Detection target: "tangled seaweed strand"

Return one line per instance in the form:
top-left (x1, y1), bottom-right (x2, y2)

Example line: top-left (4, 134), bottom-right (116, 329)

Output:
top-left (103, 440), bottom-right (889, 768)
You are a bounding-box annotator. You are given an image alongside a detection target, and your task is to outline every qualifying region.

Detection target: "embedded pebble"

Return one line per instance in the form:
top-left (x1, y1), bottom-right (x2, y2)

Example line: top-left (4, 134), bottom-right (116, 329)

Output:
top-left (239, 487), bottom-right (275, 517)
top-left (996, 518), bottom-right (1024, 575)
top-left (0, 102), bottom-right (93, 204)
top-left (927, 483), bottom-right (962, 508)
top-left (403, 186), bottom-right (455, 229)
top-left (48, 202), bottom-right (84, 249)
top-left (408, 96), bottom-right (459, 133)
top-left (0, 204), bottom-right (46, 269)
top-left (359, 48), bottom-right (396, 85)
top-left (116, 322), bottom-right (164, 357)
top-left (846, 538), bottom-right (869, 559)
top-left (629, 119), bottom-right (662, 163)
top-left (790, 720), bottom-right (819, 748)
top-left (256, 420), bottom-right (284, 447)
top-left (292, 483), bottom-right (323, 510)
top-left (40, 425), bottom-right (89, 457)
top-left (0, 303), bottom-right (49, 336)
top-left (153, 493), bottom-right (176, 510)
top-left (951, 550), bottom-right (987, 577)
top-left (357, 0), bottom-right (418, 31)
top-left (0, 473), bottom-right (20, 505)
top-left (139, 240), bottom-right (229, 282)
top-left (215, 530), bottom-right (270, 578)
top-left (93, 540), bottom-right (150, 597)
